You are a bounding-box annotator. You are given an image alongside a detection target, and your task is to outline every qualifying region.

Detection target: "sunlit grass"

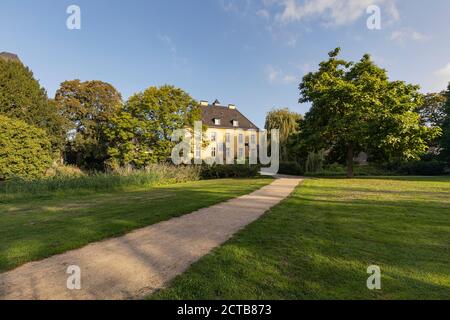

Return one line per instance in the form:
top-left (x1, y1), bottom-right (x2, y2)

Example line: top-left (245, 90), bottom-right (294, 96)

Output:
top-left (0, 177), bottom-right (272, 272)
top-left (151, 176), bottom-right (450, 300)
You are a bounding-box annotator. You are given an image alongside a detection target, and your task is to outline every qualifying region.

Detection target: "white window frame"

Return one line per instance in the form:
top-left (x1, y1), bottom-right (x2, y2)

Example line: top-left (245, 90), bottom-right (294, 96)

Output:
top-left (214, 118), bottom-right (221, 125)
top-left (233, 120), bottom-right (239, 127)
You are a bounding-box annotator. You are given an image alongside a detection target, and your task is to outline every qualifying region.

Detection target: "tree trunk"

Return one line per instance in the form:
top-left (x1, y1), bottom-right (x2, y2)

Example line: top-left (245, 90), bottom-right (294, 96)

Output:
top-left (347, 145), bottom-right (354, 178)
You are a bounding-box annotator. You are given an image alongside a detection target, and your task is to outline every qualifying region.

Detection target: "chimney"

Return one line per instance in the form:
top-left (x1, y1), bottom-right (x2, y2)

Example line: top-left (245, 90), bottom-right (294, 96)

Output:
top-left (199, 100), bottom-right (209, 106)
top-left (228, 104), bottom-right (236, 110)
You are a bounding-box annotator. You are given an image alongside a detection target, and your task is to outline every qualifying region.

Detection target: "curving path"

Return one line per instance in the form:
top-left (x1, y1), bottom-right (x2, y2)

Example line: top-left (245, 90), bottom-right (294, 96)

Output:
top-left (0, 177), bottom-right (302, 300)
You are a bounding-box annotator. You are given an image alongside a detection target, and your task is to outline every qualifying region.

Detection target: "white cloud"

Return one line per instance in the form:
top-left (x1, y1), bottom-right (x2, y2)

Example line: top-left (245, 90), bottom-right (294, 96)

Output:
top-left (390, 29), bottom-right (429, 43)
top-left (433, 63), bottom-right (450, 91)
top-left (266, 65), bottom-right (297, 84)
top-left (262, 0), bottom-right (400, 26)
top-left (256, 9), bottom-right (271, 19)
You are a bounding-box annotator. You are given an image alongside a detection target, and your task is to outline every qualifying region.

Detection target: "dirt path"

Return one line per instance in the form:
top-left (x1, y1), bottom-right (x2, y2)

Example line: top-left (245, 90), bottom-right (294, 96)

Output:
top-left (0, 177), bottom-right (302, 300)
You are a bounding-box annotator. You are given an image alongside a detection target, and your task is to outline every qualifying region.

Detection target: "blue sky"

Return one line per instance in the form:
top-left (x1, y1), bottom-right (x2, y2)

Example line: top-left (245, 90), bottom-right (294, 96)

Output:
top-left (1, 0), bottom-right (450, 128)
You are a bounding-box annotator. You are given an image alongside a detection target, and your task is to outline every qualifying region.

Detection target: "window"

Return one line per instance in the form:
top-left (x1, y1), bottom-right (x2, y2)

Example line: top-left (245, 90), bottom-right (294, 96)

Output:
top-left (239, 148), bottom-right (244, 158)
top-left (211, 147), bottom-right (216, 158)
top-left (214, 118), bottom-right (221, 125)
top-left (226, 133), bottom-right (231, 144)
top-left (195, 147), bottom-right (201, 159)
top-left (210, 132), bottom-right (217, 142)
top-left (238, 134), bottom-right (244, 144)
top-left (226, 147), bottom-right (231, 158)
top-left (232, 120), bottom-right (239, 127)
top-left (251, 134), bottom-right (256, 144)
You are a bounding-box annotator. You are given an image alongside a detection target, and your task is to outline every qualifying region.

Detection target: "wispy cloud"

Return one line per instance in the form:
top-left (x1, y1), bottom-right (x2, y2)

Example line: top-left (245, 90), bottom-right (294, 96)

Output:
top-left (158, 34), bottom-right (177, 56)
top-left (157, 34), bottom-right (188, 67)
top-left (220, 0), bottom-right (251, 15)
top-left (390, 28), bottom-right (429, 43)
top-left (266, 65), bottom-right (297, 84)
top-left (260, 0), bottom-right (399, 26)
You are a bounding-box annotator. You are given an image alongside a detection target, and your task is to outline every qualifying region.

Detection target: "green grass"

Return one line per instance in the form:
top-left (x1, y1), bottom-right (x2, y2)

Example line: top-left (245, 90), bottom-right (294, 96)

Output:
top-left (0, 177), bottom-right (272, 273)
top-left (151, 176), bottom-right (450, 300)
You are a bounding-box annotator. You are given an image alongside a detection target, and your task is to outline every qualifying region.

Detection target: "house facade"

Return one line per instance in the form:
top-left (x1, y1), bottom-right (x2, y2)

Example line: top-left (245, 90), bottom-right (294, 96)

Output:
top-left (199, 100), bottom-right (259, 162)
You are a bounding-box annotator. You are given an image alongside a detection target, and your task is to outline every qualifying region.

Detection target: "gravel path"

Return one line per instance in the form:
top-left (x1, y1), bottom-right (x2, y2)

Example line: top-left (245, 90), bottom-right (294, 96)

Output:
top-left (0, 177), bottom-right (302, 300)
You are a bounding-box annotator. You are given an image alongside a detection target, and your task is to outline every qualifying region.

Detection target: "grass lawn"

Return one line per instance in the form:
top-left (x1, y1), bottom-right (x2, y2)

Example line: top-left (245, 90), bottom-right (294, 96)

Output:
top-left (151, 176), bottom-right (450, 300)
top-left (0, 177), bottom-right (272, 273)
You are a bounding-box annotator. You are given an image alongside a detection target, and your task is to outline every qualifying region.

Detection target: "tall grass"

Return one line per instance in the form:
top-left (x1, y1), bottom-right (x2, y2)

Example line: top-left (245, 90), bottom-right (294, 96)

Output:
top-left (0, 164), bottom-right (200, 197)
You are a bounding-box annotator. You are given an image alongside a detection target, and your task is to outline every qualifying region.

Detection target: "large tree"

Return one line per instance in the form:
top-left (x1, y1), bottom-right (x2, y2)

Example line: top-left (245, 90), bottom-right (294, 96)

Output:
top-left (55, 80), bottom-right (122, 169)
top-left (417, 92), bottom-right (447, 128)
top-left (298, 48), bottom-right (440, 177)
top-left (0, 56), bottom-right (65, 154)
top-left (105, 85), bottom-right (200, 168)
top-left (265, 108), bottom-right (302, 161)
top-left (440, 84), bottom-right (450, 164)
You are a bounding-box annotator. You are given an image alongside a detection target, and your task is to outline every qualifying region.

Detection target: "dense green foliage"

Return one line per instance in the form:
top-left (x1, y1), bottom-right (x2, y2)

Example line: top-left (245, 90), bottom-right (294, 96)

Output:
top-left (0, 115), bottom-right (53, 180)
top-left (55, 80), bottom-right (122, 169)
top-left (440, 84), bottom-right (450, 164)
top-left (0, 58), bottom-right (64, 153)
top-left (105, 85), bottom-right (201, 168)
top-left (297, 48), bottom-right (440, 177)
top-left (277, 161), bottom-right (304, 176)
top-left (199, 164), bottom-right (261, 179)
top-left (151, 177), bottom-right (450, 300)
top-left (0, 177), bottom-right (272, 272)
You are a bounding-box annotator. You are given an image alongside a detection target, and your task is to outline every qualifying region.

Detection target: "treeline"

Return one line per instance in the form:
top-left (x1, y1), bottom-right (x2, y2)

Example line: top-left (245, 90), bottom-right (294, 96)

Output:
top-left (265, 48), bottom-right (450, 177)
top-left (0, 57), bottom-right (200, 180)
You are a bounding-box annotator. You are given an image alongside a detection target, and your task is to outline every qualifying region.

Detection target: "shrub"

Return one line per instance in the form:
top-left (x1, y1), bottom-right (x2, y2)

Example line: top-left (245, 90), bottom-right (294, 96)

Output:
top-left (278, 161), bottom-right (304, 176)
top-left (0, 115), bottom-right (53, 180)
top-left (399, 160), bottom-right (446, 176)
top-left (200, 164), bottom-right (260, 179)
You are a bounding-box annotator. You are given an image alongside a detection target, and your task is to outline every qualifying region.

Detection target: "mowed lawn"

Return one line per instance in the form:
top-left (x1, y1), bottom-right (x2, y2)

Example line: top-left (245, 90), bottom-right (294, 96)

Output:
top-left (151, 177), bottom-right (450, 300)
top-left (0, 178), bottom-right (272, 273)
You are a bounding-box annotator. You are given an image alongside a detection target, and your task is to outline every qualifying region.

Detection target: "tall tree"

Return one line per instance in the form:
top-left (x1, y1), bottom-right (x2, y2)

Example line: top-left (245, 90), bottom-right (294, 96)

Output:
top-left (440, 84), bottom-right (450, 164)
top-left (105, 85), bottom-right (200, 168)
top-left (55, 80), bottom-right (122, 169)
top-left (0, 55), bottom-right (65, 154)
top-left (417, 92), bottom-right (447, 127)
top-left (265, 108), bottom-right (302, 161)
top-left (298, 48), bottom-right (440, 177)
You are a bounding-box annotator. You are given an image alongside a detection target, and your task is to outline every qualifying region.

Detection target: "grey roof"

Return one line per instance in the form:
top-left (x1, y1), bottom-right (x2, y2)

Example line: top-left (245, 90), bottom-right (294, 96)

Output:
top-left (0, 52), bottom-right (20, 62)
top-left (200, 104), bottom-right (259, 130)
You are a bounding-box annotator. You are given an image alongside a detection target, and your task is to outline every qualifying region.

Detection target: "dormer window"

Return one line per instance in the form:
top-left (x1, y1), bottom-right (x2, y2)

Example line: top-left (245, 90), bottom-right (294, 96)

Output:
top-left (232, 120), bottom-right (239, 127)
top-left (214, 118), bottom-right (221, 125)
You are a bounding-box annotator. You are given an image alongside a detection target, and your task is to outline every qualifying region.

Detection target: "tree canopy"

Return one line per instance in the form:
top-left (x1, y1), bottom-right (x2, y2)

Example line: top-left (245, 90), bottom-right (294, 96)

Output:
top-left (298, 48), bottom-right (440, 177)
top-left (55, 80), bottom-right (122, 169)
top-left (265, 108), bottom-right (302, 161)
top-left (440, 84), bottom-right (450, 164)
top-left (105, 85), bottom-right (200, 168)
top-left (0, 58), bottom-right (65, 153)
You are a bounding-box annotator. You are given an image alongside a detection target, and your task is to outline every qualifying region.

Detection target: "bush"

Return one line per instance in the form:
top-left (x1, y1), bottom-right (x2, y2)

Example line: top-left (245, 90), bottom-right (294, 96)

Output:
top-left (0, 115), bottom-right (53, 180)
top-left (278, 161), bottom-right (304, 176)
top-left (398, 160), bottom-right (446, 176)
top-left (200, 164), bottom-right (260, 179)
